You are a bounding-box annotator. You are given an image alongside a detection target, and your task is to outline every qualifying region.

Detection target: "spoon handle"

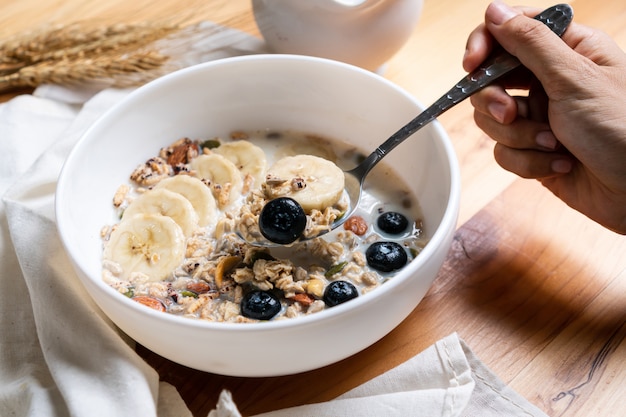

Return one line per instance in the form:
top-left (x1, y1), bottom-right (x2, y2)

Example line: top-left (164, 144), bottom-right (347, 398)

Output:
top-left (350, 3), bottom-right (573, 179)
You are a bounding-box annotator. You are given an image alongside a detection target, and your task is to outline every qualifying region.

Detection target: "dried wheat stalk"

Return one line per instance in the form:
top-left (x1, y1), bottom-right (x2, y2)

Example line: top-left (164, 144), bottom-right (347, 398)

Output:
top-left (0, 51), bottom-right (169, 91)
top-left (0, 21), bottom-right (182, 92)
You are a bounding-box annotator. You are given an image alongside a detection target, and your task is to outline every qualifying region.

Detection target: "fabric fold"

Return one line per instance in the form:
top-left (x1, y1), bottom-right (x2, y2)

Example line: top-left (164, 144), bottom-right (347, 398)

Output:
top-left (208, 334), bottom-right (548, 417)
top-left (3, 89), bottom-right (163, 417)
top-left (0, 22), bottom-right (266, 417)
top-left (249, 333), bottom-right (475, 417)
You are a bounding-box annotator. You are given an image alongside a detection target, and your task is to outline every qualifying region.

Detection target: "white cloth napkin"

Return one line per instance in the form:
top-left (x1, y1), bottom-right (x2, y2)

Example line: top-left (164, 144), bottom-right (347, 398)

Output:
top-left (0, 21), bottom-right (548, 417)
top-left (0, 22), bottom-right (264, 417)
top-left (208, 333), bottom-right (548, 417)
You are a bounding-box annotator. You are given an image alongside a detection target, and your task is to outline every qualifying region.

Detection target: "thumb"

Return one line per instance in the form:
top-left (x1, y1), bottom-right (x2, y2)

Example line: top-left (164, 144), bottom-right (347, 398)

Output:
top-left (485, 2), bottom-right (579, 89)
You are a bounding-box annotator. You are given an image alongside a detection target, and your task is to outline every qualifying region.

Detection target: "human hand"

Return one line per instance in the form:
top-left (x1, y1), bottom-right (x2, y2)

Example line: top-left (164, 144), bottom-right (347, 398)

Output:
top-left (463, 1), bottom-right (626, 234)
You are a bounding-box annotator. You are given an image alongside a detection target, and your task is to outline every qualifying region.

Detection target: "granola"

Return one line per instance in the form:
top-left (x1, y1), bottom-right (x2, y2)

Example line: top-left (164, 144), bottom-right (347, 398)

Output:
top-left (101, 130), bottom-right (427, 322)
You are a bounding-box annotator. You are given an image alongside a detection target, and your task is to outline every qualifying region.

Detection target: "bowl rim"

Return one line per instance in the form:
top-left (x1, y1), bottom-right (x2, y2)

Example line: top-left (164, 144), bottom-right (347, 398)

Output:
top-left (56, 53), bottom-right (461, 332)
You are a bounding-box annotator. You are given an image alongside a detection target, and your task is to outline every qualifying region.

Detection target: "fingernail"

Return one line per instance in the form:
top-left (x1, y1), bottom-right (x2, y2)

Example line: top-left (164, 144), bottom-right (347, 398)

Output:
top-left (551, 159), bottom-right (572, 174)
top-left (487, 1), bottom-right (520, 25)
top-left (488, 101), bottom-right (507, 123)
top-left (536, 131), bottom-right (558, 150)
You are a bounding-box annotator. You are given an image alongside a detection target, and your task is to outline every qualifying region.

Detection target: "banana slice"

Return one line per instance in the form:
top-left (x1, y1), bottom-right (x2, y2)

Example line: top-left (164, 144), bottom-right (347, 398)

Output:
top-left (264, 154), bottom-right (345, 212)
top-left (103, 213), bottom-right (186, 282)
top-left (154, 175), bottom-right (216, 228)
top-left (213, 140), bottom-right (267, 188)
top-left (190, 153), bottom-right (243, 208)
top-left (122, 188), bottom-right (199, 237)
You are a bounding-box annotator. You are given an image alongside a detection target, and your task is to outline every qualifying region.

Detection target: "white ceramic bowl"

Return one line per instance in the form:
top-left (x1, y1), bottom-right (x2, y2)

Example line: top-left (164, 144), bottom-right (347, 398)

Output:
top-left (56, 54), bottom-right (460, 377)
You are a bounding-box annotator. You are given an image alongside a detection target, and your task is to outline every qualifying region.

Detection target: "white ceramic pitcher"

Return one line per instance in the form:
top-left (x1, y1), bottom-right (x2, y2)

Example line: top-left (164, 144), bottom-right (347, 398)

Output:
top-left (251, 0), bottom-right (423, 72)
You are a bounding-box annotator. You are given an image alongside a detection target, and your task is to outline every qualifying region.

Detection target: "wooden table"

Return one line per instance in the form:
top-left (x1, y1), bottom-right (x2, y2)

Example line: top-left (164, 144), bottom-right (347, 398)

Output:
top-left (2, 0), bottom-right (625, 415)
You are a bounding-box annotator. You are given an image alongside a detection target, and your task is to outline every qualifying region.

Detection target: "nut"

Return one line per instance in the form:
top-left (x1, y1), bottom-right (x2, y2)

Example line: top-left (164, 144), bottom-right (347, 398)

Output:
top-left (293, 293), bottom-right (315, 306)
top-left (215, 255), bottom-right (243, 288)
top-left (132, 295), bottom-right (166, 312)
top-left (305, 278), bottom-right (325, 298)
top-left (343, 215), bottom-right (368, 236)
top-left (167, 139), bottom-right (199, 170)
top-left (187, 281), bottom-right (211, 294)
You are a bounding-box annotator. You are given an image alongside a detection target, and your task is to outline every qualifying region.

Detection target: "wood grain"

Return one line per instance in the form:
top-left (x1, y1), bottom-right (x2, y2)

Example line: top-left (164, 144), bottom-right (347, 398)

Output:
top-left (2, 0), bottom-right (625, 416)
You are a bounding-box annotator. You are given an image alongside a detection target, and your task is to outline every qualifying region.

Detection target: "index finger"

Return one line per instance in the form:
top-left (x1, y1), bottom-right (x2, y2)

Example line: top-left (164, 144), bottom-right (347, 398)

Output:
top-left (463, 4), bottom-right (542, 72)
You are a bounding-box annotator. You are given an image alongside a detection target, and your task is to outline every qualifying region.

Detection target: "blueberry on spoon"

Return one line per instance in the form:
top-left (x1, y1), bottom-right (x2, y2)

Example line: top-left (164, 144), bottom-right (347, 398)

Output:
top-left (259, 197), bottom-right (307, 245)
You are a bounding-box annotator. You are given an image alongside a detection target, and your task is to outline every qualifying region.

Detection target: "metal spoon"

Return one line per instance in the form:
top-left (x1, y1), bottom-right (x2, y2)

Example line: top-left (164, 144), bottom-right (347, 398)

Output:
top-left (248, 4), bottom-right (573, 247)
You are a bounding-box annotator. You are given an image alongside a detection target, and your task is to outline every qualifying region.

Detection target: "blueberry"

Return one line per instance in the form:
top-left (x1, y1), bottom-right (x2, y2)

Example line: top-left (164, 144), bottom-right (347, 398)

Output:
top-left (377, 211), bottom-right (409, 235)
top-left (240, 290), bottom-right (282, 320)
top-left (323, 280), bottom-right (359, 307)
top-left (366, 241), bottom-right (408, 272)
top-left (259, 197), bottom-right (307, 244)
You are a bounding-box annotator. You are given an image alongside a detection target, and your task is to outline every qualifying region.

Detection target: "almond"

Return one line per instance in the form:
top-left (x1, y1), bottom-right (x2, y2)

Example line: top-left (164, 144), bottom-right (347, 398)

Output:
top-left (293, 293), bottom-right (315, 306)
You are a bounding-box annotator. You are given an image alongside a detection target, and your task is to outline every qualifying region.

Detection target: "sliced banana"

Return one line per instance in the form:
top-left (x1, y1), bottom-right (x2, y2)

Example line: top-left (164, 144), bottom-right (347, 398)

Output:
top-left (264, 154), bottom-right (345, 212)
top-left (213, 140), bottom-right (267, 189)
top-left (103, 213), bottom-right (186, 282)
top-left (122, 188), bottom-right (199, 237)
top-left (154, 175), bottom-right (216, 228)
top-left (190, 153), bottom-right (243, 208)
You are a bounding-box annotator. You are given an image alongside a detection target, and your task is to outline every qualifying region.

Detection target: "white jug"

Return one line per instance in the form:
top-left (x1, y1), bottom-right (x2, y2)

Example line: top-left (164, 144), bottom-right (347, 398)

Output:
top-left (252, 0), bottom-right (423, 72)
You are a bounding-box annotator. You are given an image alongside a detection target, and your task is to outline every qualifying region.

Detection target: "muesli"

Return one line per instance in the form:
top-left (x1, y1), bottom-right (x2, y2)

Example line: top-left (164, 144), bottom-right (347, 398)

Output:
top-left (101, 130), bottom-right (427, 322)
